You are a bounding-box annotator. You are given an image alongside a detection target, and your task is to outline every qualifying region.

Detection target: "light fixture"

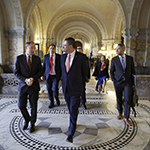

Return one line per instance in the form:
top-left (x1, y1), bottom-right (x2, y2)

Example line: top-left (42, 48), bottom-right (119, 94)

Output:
top-left (113, 44), bottom-right (118, 49)
top-left (101, 46), bottom-right (105, 50)
top-left (98, 50), bottom-right (107, 53)
top-left (85, 43), bottom-right (90, 49)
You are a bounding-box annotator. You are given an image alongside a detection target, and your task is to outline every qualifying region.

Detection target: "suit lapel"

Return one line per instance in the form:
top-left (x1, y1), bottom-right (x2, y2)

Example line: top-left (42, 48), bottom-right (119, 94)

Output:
top-left (23, 54), bottom-right (29, 70)
top-left (64, 54), bottom-right (67, 73)
top-left (30, 55), bottom-right (35, 71)
top-left (48, 54), bottom-right (50, 72)
top-left (55, 53), bottom-right (57, 69)
top-left (125, 55), bottom-right (128, 70)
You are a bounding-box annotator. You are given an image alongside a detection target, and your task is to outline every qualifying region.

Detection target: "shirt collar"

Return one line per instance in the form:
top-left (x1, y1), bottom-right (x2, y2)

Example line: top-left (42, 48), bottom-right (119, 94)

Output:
top-left (25, 53), bottom-right (32, 58)
top-left (118, 54), bottom-right (125, 58)
top-left (50, 53), bottom-right (55, 56)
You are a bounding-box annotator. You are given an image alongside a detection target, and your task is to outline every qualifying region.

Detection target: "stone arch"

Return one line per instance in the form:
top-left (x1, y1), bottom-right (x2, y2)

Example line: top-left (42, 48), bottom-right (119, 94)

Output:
top-left (24, 0), bottom-right (42, 28)
top-left (27, 5), bottom-right (43, 43)
top-left (136, 0), bottom-right (150, 28)
top-left (111, 7), bottom-right (122, 42)
top-left (46, 10), bottom-right (106, 40)
top-left (130, 0), bottom-right (144, 28)
top-left (56, 21), bottom-right (98, 48)
top-left (111, 0), bottom-right (126, 29)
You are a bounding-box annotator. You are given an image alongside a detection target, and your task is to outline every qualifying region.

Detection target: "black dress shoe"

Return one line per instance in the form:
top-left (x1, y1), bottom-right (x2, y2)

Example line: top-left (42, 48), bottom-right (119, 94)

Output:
top-left (66, 135), bottom-right (73, 143)
top-left (29, 125), bottom-right (35, 133)
top-left (48, 104), bottom-right (54, 108)
top-left (22, 122), bottom-right (29, 130)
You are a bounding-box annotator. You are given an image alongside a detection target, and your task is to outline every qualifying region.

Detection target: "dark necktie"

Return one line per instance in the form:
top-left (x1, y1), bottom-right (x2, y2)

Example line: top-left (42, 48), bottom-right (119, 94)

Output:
top-left (66, 54), bottom-right (71, 72)
top-left (49, 54), bottom-right (53, 74)
top-left (28, 55), bottom-right (31, 70)
top-left (121, 56), bottom-right (125, 70)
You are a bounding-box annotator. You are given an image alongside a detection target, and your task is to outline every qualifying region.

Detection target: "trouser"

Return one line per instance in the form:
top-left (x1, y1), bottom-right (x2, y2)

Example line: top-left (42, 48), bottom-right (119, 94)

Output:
top-left (114, 82), bottom-right (132, 119)
top-left (64, 92), bottom-right (80, 136)
top-left (18, 90), bottom-right (39, 126)
top-left (46, 75), bottom-right (59, 105)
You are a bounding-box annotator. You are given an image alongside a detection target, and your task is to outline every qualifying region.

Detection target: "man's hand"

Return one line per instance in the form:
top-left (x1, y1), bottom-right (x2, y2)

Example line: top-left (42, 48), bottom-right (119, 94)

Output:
top-left (26, 78), bottom-right (34, 86)
top-left (40, 76), bottom-right (44, 81)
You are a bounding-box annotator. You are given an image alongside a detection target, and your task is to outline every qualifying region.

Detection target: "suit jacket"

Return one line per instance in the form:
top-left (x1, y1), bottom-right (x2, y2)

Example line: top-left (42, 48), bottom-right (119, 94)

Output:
top-left (86, 57), bottom-right (90, 80)
top-left (14, 54), bottom-right (43, 92)
top-left (110, 54), bottom-right (135, 85)
top-left (61, 51), bottom-right (88, 96)
top-left (93, 62), bottom-right (109, 78)
top-left (42, 53), bottom-right (61, 81)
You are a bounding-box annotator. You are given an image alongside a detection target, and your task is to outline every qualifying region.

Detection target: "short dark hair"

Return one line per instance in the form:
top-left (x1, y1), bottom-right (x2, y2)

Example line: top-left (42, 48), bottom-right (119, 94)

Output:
top-left (118, 43), bottom-right (125, 49)
top-left (25, 41), bottom-right (34, 47)
top-left (49, 44), bottom-right (56, 48)
top-left (65, 37), bottom-right (76, 49)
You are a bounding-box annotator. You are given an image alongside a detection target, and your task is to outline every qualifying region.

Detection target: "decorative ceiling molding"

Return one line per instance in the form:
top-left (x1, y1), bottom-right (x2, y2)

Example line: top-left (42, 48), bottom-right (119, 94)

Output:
top-left (131, 0), bottom-right (143, 28)
top-left (46, 10), bottom-right (107, 39)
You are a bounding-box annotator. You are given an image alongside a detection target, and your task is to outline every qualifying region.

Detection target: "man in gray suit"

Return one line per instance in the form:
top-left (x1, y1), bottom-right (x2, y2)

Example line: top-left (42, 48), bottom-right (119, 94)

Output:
top-left (14, 41), bottom-right (43, 133)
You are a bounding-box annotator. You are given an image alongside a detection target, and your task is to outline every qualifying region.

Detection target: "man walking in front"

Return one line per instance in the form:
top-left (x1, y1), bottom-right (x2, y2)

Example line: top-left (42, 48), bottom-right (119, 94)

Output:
top-left (61, 37), bottom-right (88, 143)
top-left (14, 41), bottom-right (43, 133)
top-left (110, 43), bottom-right (135, 126)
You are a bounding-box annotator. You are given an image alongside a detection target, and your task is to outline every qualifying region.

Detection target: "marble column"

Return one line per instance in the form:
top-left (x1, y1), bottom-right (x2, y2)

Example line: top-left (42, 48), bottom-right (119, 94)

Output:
top-left (122, 28), bottom-right (139, 66)
top-left (144, 29), bottom-right (150, 66)
top-left (4, 28), bottom-right (24, 65)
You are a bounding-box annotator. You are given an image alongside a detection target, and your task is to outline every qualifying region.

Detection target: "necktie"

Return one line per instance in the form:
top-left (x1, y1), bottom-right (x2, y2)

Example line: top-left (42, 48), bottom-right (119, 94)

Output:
top-left (28, 55), bottom-right (31, 70)
top-left (121, 56), bottom-right (125, 70)
top-left (49, 54), bottom-right (53, 74)
top-left (66, 54), bottom-right (71, 72)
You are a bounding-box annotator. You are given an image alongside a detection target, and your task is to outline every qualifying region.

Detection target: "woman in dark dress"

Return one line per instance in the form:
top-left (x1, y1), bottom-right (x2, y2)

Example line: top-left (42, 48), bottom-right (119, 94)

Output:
top-left (93, 55), bottom-right (109, 94)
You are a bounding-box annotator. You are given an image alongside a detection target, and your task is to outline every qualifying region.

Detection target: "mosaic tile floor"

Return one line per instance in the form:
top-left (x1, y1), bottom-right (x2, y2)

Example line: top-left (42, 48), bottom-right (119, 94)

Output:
top-left (0, 77), bottom-right (150, 150)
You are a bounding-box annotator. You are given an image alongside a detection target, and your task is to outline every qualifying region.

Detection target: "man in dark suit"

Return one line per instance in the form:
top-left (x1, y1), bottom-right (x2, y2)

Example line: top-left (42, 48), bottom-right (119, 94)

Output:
top-left (42, 44), bottom-right (61, 108)
top-left (61, 37), bottom-right (88, 143)
top-left (77, 46), bottom-right (90, 109)
top-left (14, 41), bottom-right (43, 133)
top-left (110, 43), bottom-right (135, 126)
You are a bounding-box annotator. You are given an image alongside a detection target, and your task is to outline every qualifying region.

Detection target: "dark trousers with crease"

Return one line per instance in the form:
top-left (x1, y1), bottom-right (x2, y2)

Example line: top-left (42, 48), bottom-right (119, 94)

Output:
top-left (64, 91), bottom-right (80, 136)
top-left (114, 81), bottom-right (132, 119)
top-left (45, 75), bottom-right (59, 105)
top-left (18, 89), bottom-right (39, 126)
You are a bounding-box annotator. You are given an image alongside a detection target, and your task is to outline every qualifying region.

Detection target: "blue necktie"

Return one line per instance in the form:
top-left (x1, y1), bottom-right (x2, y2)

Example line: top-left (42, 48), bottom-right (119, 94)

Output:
top-left (121, 56), bottom-right (125, 70)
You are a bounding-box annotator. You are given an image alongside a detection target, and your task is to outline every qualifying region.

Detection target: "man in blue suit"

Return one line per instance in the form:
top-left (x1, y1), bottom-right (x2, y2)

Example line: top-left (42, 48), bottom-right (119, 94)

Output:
top-left (14, 41), bottom-right (43, 133)
top-left (110, 43), bottom-right (135, 126)
top-left (42, 44), bottom-right (61, 108)
top-left (61, 37), bottom-right (88, 143)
